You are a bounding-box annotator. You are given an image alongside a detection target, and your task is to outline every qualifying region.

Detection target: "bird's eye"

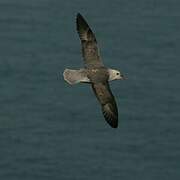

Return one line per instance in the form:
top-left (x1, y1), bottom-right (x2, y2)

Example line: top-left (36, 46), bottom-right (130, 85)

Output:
top-left (116, 73), bottom-right (119, 75)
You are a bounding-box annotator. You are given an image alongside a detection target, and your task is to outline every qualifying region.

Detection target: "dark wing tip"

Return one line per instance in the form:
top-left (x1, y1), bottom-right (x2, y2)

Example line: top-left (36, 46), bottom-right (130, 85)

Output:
top-left (76, 13), bottom-right (97, 43)
top-left (76, 13), bottom-right (86, 23)
top-left (76, 13), bottom-right (87, 40)
top-left (77, 13), bottom-right (83, 19)
top-left (103, 112), bottom-right (118, 128)
top-left (102, 103), bottom-right (118, 128)
top-left (76, 13), bottom-right (89, 29)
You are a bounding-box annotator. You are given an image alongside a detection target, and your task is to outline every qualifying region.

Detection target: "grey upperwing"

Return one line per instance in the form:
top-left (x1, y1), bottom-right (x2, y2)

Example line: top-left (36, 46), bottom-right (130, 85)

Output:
top-left (92, 82), bottom-right (118, 128)
top-left (76, 13), bottom-right (104, 68)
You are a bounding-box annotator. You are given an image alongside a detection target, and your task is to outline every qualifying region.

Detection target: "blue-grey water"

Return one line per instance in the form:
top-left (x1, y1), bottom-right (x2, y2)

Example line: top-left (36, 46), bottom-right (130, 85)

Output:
top-left (0, 0), bottom-right (180, 179)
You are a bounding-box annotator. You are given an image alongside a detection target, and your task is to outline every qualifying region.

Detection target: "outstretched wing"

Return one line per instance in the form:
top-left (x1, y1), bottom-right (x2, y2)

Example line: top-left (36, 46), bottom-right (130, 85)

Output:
top-left (76, 13), bottom-right (104, 68)
top-left (92, 82), bottom-right (118, 128)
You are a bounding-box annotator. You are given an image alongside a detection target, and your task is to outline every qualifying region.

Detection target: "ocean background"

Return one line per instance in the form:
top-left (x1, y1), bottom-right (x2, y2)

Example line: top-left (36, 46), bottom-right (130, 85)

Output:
top-left (0, 0), bottom-right (180, 179)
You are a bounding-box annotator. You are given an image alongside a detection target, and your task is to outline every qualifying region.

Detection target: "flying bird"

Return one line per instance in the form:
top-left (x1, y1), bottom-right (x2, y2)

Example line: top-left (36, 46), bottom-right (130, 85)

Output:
top-left (63, 13), bottom-right (126, 128)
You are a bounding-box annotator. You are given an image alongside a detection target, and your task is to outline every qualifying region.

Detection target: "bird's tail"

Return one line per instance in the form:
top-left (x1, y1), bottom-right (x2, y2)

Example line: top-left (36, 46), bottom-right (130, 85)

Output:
top-left (63, 68), bottom-right (90, 85)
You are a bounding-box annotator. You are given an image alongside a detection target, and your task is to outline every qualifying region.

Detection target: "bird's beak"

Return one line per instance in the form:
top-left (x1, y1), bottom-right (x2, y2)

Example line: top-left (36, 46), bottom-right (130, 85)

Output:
top-left (120, 74), bottom-right (127, 80)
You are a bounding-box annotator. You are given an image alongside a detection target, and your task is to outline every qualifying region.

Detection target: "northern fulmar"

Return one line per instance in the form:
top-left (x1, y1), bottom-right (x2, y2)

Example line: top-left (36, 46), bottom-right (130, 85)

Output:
top-left (63, 13), bottom-right (126, 128)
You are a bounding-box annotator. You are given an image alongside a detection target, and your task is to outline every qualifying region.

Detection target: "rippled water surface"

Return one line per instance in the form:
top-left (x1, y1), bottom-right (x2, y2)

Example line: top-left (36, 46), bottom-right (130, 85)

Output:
top-left (0, 0), bottom-right (180, 179)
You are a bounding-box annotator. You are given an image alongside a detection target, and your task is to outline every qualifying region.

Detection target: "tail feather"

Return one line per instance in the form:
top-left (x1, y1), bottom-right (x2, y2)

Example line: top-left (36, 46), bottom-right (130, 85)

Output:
top-left (63, 69), bottom-right (89, 85)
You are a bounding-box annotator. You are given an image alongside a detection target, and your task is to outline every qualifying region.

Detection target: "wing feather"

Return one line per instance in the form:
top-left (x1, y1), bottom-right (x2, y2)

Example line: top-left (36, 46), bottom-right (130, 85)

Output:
top-left (92, 82), bottom-right (118, 128)
top-left (76, 13), bottom-right (103, 68)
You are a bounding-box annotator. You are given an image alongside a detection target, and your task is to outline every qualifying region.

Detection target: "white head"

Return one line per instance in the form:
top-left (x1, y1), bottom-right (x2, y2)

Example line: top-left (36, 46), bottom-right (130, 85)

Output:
top-left (108, 69), bottom-right (125, 81)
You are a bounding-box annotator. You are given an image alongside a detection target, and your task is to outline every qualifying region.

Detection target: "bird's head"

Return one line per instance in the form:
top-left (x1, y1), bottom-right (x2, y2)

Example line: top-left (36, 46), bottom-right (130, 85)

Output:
top-left (108, 69), bottom-right (126, 81)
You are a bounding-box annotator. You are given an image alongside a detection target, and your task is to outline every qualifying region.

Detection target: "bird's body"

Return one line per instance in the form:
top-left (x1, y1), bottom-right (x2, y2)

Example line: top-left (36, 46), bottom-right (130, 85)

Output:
top-left (63, 13), bottom-right (126, 128)
top-left (87, 67), bottom-right (108, 83)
